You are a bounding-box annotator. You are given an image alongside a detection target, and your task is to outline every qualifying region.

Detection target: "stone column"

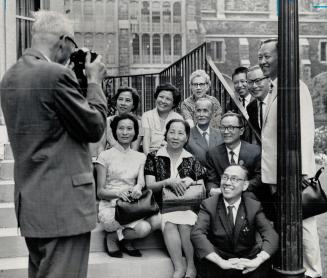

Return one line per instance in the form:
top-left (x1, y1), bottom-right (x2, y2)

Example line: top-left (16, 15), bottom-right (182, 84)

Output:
top-left (274, 0), bottom-right (305, 277)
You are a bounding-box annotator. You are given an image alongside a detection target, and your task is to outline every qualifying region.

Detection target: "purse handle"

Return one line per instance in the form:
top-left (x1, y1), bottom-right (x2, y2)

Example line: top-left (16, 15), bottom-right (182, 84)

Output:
top-left (176, 166), bottom-right (198, 185)
top-left (313, 167), bottom-right (324, 182)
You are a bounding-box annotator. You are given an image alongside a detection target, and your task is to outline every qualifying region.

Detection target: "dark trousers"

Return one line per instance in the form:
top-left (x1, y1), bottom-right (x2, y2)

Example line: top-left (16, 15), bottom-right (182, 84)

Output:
top-left (197, 257), bottom-right (272, 278)
top-left (25, 232), bottom-right (91, 278)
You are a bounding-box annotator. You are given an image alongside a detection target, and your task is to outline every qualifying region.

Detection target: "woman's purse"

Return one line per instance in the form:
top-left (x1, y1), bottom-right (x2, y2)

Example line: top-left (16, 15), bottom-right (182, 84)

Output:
top-left (162, 169), bottom-right (206, 212)
top-left (115, 189), bottom-right (159, 225)
top-left (302, 167), bottom-right (327, 219)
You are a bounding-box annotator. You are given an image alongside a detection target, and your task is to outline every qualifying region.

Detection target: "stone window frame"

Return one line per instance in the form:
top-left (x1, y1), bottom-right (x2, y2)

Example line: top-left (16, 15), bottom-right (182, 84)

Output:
top-left (319, 40), bottom-right (327, 64)
top-left (208, 39), bottom-right (226, 63)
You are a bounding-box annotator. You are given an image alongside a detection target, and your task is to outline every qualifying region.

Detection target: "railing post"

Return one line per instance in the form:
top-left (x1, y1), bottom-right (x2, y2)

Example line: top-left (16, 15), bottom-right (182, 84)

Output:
top-left (274, 0), bottom-right (304, 277)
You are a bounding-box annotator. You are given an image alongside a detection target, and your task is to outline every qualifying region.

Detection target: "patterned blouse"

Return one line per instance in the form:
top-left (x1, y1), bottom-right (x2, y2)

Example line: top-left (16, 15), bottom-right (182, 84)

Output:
top-left (144, 147), bottom-right (207, 212)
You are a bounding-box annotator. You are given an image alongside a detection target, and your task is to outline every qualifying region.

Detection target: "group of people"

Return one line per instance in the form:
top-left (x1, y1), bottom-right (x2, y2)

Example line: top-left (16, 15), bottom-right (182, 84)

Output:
top-left (0, 10), bottom-right (322, 278)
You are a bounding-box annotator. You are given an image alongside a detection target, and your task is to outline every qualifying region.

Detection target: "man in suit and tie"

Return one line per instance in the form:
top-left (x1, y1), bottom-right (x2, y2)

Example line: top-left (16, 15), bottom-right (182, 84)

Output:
top-left (206, 112), bottom-right (262, 199)
top-left (191, 165), bottom-right (279, 278)
top-left (232, 67), bottom-right (254, 110)
top-left (258, 38), bottom-right (322, 278)
top-left (246, 65), bottom-right (272, 142)
top-left (0, 11), bottom-right (107, 278)
top-left (185, 98), bottom-right (223, 166)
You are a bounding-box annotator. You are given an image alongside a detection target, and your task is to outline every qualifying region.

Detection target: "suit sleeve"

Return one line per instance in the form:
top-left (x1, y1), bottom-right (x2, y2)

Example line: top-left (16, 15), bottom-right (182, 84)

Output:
top-left (247, 147), bottom-right (262, 193)
top-left (255, 205), bottom-right (279, 256)
top-left (205, 151), bottom-right (220, 192)
top-left (54, 68), bottom-right (107, 143)
top-left (191, 200), bottom-right (216, 259)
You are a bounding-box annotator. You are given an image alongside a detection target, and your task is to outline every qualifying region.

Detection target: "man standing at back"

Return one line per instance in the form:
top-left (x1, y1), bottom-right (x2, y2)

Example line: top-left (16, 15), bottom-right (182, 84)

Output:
top-left (258, 38), bottom-right (322, 278)
top-left (0, 11), bottom-right (107, 278)
top-left (232, 66), bottom-right (253, 109)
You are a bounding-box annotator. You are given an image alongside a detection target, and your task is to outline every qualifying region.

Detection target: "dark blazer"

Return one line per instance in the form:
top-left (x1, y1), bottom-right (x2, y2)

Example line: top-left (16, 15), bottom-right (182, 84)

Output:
top-left (191, 194), bottom-right (278, 260)
top-left (206, 141), bottom-right (261, 195)
top-left (0, 49), bottom-right (107, 238)
top-left (246, 100), bottom-right (261, 142)
top-left (185, 126), bottom-right (223, 167)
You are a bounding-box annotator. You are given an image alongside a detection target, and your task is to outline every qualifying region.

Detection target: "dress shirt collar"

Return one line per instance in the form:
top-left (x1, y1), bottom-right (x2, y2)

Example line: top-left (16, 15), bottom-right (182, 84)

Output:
top-left (239, 93), bottom-right (252, 105)
top-left (196, 125), bottom-right (210, 136)
top-left (226, 141), bottom-right (241, 158)
top-left (156, 146), bottom-right (193, 159)
top-left (223, 197), bottom-right (242, 221)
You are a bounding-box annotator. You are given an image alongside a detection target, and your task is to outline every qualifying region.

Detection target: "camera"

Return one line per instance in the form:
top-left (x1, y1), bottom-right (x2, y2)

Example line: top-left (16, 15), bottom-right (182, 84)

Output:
top-left (70, 48), bottom-right (98, 96)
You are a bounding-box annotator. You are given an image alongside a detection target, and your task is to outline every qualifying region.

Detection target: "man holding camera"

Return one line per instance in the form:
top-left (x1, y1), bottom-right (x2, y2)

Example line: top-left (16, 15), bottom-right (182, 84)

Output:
top-left (0, 11), bottom-right (107, 278)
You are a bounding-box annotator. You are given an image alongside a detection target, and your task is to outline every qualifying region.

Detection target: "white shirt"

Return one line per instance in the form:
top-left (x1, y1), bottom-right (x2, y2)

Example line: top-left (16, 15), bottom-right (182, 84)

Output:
top-left (223, 197), bottom-right (242, 225)
top-left (239, 94), bottom-right (252, 109)
top-left (196, 125), bottom-right (210, 145)
top-left (226, 142), bottom-right (241, 164)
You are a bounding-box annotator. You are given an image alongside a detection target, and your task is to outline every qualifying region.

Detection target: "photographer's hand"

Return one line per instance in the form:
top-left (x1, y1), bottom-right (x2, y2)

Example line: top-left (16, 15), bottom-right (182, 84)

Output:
top-left (85, 52), bottom-right (106, 85)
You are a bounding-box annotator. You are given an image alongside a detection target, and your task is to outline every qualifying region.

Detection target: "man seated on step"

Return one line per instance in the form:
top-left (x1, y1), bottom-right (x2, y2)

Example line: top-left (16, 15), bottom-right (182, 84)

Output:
top-left (185, 98), bottom-right (223, 167)
top-left (191, 165), bottom-right (279, 278)
top-left (205, 112), bottom-right (262, 200)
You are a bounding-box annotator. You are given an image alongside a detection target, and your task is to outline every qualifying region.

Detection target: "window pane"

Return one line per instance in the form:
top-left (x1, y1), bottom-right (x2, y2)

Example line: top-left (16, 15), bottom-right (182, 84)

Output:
top-left (132, 34), bottom-right (140, 63)
top-left (16, 18), bottom-right (33, 59)
top-left (163, 34), bottom-right (171, 64)
top-left (141, 1), bottom-right (150, 32)
top-left (173, 34), bottom-right (182, 56)
top-left (106, 33), bottom-right (115, 64)
top-left (153, 34), bottom-right (161, 63)
top-left (142, 34), bottom-right (150, 63)
top-left (84, 33), bottom-right (94, 50)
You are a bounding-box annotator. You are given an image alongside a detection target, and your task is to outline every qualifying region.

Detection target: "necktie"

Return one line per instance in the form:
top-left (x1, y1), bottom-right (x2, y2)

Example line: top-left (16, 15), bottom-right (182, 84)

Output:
top-left (229, 150), bottom-right (236, 165)
top-left (241, 97), bottom-right (246, 107)
top-left (202, 131), bottom-right (208, 146)
top-left (227, 205), bottom-right (234, 229)
top-left (259, 101), bottom-right (264, 129)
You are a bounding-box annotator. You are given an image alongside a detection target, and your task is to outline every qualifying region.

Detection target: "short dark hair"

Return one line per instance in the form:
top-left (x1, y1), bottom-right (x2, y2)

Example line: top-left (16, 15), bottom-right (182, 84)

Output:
top-left (113, 86), bottom-right (140, 112)
top-left (164, 119), bottom-right (190, 145)
top-left (110, 114), bottom-right (139, 142)
top-left (232, 67), bottom-right (248, 80)
top-left (260, 38), bottom-right (278, 50)
top-left (154, 83), bottom-right (181, 109)
top-left (224, 164), bottom-right (249, 181)
top-left (221, 111), bottom-right (245, 128)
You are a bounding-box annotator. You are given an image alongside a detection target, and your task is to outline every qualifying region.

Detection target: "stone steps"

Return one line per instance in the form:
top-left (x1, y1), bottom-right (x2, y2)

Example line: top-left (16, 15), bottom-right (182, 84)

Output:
top-left (0, 250), bottom-right (174, 278)
top-left (0, 225), bottom-right (165, 258)
top-left (0, 203), bottom-right (16, 228)
top-left (0, 160), bottom-right (14, 181)
top-left (0, 180), bottom-right (14, 202)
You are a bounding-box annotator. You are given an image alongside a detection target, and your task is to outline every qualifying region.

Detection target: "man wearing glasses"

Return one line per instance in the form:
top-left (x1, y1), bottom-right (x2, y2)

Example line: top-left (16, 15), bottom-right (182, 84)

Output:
top-left (246, 65), bottom-right (272, 142)
top-left (191, 165), bottom-right (278, 278)
top-left (181, 69), bottom-right (222, 129)
top-left (0, 11), bottom-right (107, 278)
top-left (258, 39), bottom-right (322, 278)
top-left (205, 112), bottom-right (261, 198)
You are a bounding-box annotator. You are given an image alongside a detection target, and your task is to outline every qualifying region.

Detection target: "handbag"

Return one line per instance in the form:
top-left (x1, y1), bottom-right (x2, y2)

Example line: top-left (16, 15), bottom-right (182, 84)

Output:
top-left (162, 182), bottom-right (206, 212)
top-left (115, 189), bottom-right (159, 225)
top-left (302, 167), bottom-right (327, 219)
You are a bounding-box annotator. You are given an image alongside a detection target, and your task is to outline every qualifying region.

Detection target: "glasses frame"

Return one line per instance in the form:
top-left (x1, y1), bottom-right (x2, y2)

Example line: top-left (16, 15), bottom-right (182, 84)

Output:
top-left (219, 125), bottom-right (243, 132)
top-left (221, 174), bottom-right (245, 184)
top-left (247, 76), bottom-right (269, 87)
top-left (191, 82), bottom-right (207, 88)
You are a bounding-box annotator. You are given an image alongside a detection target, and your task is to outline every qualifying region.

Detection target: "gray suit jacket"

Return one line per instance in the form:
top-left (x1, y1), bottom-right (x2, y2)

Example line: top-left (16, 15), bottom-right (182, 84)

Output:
top-left (185, 126), bottom-right (223, 167)
top-left (0, 48), bottom-right (107, 237)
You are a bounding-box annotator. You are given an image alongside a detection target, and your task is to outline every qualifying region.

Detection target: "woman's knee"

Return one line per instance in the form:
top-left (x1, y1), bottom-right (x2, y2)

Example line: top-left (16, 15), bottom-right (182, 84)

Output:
top-left (146, 213), bottom-right (161, 231)
top-left (134, 220), bottom-right (151, 238)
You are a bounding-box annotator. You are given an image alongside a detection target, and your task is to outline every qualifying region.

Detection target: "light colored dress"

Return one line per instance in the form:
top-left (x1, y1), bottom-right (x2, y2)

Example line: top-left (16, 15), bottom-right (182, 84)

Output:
top-left (96, 146), bottom-right (146, 239)
top-left (141, 108), bottom-right (183, 152)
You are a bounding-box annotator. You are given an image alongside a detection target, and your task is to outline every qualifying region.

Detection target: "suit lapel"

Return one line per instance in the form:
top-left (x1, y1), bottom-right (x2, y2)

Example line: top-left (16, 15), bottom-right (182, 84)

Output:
top-left (233, 201), bottom-right (246, 245)
top-left (238, 141), bottom-right (248, 165)
top-left (193, 127), bottom-right (208, 151)
top-left (220, 145), bottom-right (231, 169)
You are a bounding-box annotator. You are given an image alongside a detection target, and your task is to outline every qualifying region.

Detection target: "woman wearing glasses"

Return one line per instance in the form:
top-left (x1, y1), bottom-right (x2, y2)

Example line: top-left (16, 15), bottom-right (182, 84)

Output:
top-left (181, 69), bottom-right (222, 129)
top-left (145, 119), bottom-right (206, 278)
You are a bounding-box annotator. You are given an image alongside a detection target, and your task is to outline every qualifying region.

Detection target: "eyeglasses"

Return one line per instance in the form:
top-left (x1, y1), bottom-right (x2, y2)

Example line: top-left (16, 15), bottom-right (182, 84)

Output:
top-left (247, 76), bottom-right (269, 86)
top-left (59, 35), bottom-right (78, 50)
top-left (221, 174), bottom-right (245, 184)
top-left (219, 125), bottom-right (243, 132)
top-left (192, 83), bottom-right (207, 88)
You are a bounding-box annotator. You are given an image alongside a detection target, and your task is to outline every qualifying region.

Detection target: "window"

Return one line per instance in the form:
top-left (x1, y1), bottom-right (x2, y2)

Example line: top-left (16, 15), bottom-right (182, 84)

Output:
top-left (130, 0), bottom-right (139, 20)
top-left (152, 1), bottom-right (161, 32)
top-left (173, 2), bottom-right (181, 22)
top-left (142, 34), bottom-right (150, 63)
top-left (209, 40), bottom-right (225, 63)
top-left (141, 1), bottom-right (150, 32)
top-left (95, 33), bottom-right (105, 56)
top-left (320, 41), bottom-right (327, 63)
top-left (106, 33), bottom-right (115, 64)
top-left (84, 1), bottom-right (93, 22)
top-left (153, 34), bottom-right (161, 63)
top-left (132, 34), bottom-right (140, 63)
top-left (84, 33), bottom-right (94, 50)
top-left (163, 1), bottom-right (171, 32)
top-left (72, 0), bottom-right (82, 28)
top-left (16, 0), bottom-right (40, 58)
top-left (163, 34), bottom-right (171, 64)
top-left (173, 34), bottom-right (182, 59)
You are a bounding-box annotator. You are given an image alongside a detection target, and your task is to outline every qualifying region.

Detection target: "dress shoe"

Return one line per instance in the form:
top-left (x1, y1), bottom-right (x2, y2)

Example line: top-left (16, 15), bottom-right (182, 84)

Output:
top-left (105, 232), bottom-right (122, 258)
top-left (120, 239), bottom-right (142, 257)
